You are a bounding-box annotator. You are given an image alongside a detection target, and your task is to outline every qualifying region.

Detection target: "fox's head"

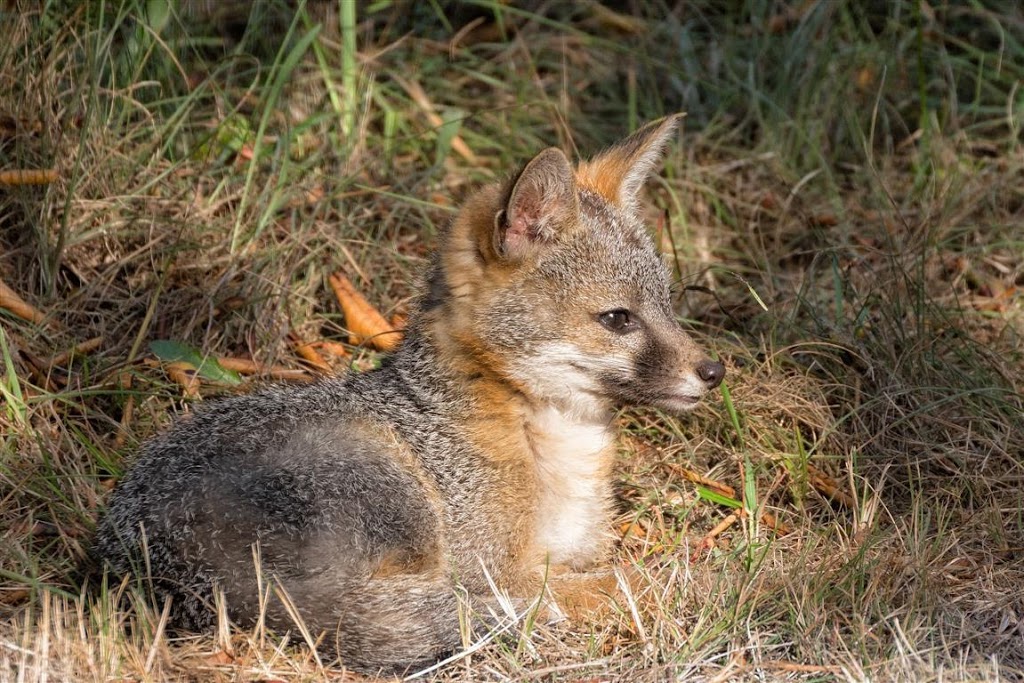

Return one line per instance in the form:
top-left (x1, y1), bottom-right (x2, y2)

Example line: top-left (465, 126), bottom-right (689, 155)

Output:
top-left (426, 116), bottom-right (724, 419)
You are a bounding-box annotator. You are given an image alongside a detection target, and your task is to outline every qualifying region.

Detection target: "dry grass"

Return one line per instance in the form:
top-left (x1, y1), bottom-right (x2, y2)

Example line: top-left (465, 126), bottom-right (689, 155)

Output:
top-left (2, 1), bottom-right (1022, 681)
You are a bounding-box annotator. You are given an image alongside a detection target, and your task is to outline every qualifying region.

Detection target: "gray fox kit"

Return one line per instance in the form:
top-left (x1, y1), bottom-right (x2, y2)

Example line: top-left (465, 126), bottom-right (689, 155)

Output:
top-left (94, 116), bottom-right (725, 673)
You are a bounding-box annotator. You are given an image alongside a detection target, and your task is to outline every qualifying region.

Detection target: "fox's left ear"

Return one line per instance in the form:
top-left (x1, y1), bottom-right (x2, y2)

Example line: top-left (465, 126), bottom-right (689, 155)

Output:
top-left (576, 114), bottom-right (683, 214)
top-left (495, 147), bottom-right (579, 262)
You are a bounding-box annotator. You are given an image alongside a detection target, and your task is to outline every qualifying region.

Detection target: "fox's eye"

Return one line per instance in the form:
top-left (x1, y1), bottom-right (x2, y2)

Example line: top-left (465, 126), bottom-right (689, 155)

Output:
top-left (597, 309), bottom-right (637, 333)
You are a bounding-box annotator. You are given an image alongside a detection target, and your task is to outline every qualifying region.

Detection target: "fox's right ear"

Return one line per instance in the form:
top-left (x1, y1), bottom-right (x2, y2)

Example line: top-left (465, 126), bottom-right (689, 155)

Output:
top-left (493, 147), bottom-right (578, 262)
top-left (576, 114), bottom-right (682, 215)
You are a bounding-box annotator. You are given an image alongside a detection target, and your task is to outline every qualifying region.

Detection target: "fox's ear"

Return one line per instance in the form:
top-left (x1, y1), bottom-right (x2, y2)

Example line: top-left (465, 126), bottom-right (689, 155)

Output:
top-left (576, 114), bottom-right (682, 214)
top-left (494, 147), bottom-right (578, 262)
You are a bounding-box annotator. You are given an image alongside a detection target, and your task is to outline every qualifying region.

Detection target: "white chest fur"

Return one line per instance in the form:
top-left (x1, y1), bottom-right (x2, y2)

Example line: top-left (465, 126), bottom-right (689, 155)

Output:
top-left (527, 405), bottom-right (615, 567)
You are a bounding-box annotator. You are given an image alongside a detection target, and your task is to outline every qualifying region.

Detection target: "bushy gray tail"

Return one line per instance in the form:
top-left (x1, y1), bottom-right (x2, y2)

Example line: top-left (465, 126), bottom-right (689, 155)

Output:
top-left (260, 573), bottom-right (508, 675)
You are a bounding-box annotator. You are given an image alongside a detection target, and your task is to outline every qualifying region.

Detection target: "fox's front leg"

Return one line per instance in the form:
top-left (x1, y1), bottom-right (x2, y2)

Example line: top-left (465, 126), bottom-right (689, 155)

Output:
top-left (537, 563), bottom-right (659, 624)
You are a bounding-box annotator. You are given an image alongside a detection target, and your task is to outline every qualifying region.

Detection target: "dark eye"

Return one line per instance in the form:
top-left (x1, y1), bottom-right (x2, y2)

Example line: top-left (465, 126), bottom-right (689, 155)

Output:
top-left (597, 309), bottom-right (637, 333)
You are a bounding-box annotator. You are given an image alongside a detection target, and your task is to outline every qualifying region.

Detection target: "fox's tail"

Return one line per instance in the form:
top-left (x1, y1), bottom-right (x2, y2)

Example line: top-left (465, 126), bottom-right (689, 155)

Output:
top-left (268, 573), bottom-right (513, 675)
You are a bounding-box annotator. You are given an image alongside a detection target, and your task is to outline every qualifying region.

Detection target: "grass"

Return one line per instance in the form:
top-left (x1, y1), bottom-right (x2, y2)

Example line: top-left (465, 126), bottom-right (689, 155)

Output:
top-left (1, 0), bottom-right (1022, 680)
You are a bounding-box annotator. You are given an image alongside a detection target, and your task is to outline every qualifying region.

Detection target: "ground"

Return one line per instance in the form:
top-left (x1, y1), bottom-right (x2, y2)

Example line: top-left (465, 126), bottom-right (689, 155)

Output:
top-left (1, 2), bottom-right (1022, 681)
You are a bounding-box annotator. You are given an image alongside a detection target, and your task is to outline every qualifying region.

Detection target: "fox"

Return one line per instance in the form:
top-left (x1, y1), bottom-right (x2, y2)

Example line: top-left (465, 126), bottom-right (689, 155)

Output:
top-left (93, 115), bottom-right (726, 674)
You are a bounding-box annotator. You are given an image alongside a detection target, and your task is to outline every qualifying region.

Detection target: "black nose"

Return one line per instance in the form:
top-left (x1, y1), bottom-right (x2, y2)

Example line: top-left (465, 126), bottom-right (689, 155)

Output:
top-left (696, 360), bottom-right (726, 389)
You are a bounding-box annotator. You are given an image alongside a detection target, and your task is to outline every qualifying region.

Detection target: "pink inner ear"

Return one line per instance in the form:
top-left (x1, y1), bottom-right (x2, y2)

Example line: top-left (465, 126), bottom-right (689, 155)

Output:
top-left (498, 146), bottom-right (577, 259)
top-left (505, 176), bottom-right (547, 241)
top-left (503, 205), bottom-right (538, 257)
top-left (507, 210), bottom-right (532, 241)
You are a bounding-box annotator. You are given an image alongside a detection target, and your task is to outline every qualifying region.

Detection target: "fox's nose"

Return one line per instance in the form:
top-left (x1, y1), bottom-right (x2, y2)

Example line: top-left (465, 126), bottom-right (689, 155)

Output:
top-left (695, 360), bottom-right (726, 389)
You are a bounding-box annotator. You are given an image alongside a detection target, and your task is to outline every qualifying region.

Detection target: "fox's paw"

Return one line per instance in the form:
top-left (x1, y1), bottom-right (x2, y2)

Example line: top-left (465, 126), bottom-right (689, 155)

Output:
top-left (542, 569), bottom-right (620, 623)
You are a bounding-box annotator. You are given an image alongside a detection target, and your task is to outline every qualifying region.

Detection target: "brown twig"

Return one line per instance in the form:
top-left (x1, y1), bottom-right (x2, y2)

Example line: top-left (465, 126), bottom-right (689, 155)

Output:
top-left (586, 2), bottom-right (647, 34)
top-left (113, 372), bottom-right (135, 450)
top-left (666, 463), bottom-right (792, 535)
top-left (0, 168), bottom-right (58, 186)
top-left (215, 357), bottom-right (311, 381)
top-left (807, 464), bottom-right (857, 508)
top-left (145, 355), bottom-right (310, 383)
top-left (666, 463), bottom-right (736, 498)
top-left (691, 512), bottom-right (740, 561)
top-left (288, 332), bottom-right (332, 372)
top-left (0, 278), bottom-right (47, 325)
top-left (48, 336), bottom-right (103, 368)
top-left (393, 76), bottom-right (479, 165)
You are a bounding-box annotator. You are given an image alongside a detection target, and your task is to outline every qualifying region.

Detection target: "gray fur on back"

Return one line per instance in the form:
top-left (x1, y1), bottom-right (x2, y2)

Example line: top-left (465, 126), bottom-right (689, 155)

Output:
top-left (95, 328), bottom-right (493, 671)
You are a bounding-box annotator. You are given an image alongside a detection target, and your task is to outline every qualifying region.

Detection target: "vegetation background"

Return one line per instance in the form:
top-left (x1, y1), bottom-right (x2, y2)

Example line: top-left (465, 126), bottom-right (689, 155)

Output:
top-left (1, 1), bottom-right (1022, 680)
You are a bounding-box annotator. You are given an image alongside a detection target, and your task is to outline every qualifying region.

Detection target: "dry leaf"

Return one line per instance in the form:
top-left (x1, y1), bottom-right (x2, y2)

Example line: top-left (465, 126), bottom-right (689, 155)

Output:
top-left (166, 361), bottom-right (201, 398)
top-left (312, 340), bottom-right (351, 359)
top-left (328, 273), bottom-right (402, 352)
